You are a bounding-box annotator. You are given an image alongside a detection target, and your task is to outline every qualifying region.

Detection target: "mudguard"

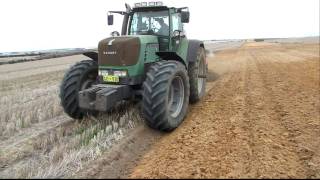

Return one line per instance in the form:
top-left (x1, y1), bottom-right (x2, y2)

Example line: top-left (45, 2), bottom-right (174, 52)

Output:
top-left (156, 51), bottom-right (186, 66)
top-left (187, 40), bottom-right (205, 63)
top-left (83, 51), bottom-right (98, 62)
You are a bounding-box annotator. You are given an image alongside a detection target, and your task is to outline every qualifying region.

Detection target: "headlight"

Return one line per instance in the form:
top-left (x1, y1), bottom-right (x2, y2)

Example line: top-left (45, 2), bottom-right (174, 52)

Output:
top-left (114, 70), bottom-right (127, 77)
top-left (99, 70), bottom-right (108, 76)
top-left (141, 2), bottom-right (147, 6)
top-left (99, 69), bottom-right (127, 77)
top-left (148, 2), bottom-right (155, 6)
top-left (156, 1), bottom-right (163, 6)
top-left (135, 1), bottom-right (164, 8)
top-left (134, 3), bottom-right (141, 7)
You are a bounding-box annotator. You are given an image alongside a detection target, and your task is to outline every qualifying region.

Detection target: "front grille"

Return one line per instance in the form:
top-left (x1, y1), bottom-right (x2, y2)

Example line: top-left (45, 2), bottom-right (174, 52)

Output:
top-left (98, 37), bottom-right (140, 66)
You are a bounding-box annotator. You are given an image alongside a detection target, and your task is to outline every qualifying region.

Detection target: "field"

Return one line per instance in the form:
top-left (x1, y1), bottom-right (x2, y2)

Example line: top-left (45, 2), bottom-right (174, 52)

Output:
top-left (0, 48), bottom-right (95, 65)
top-left (0, 39), bottom-right (319, 178)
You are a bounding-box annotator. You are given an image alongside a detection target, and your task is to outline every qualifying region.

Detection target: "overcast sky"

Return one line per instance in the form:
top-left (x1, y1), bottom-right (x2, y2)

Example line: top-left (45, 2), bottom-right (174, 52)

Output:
top-left (0, 0), bottom-right (319, 52)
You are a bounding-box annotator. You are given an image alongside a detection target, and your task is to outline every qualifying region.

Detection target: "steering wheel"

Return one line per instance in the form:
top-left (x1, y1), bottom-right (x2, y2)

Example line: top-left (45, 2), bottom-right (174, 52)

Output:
top-left (147, 29), bottom-right (155, 35)
top-left (137, 29), bottom-right (155, 35)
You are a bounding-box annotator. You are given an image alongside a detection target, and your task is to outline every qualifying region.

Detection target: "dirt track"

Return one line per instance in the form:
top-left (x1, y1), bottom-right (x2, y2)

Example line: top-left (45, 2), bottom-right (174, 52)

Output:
top-left (130, 42), bottom-right (320, 178)
top-left (76, 42), bottom-right (320, 178)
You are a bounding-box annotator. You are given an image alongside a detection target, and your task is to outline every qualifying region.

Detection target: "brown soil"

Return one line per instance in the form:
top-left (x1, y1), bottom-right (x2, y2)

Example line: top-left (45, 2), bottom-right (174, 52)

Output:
top-left (128, 42), bottom-right (320, 178)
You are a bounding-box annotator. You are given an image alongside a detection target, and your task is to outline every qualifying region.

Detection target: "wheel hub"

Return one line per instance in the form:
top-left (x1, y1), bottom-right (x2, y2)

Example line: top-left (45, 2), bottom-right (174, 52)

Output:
top-left (197, 54), bottom-right (205, 94)
top-left (168, 76), bottom-right (185, 118)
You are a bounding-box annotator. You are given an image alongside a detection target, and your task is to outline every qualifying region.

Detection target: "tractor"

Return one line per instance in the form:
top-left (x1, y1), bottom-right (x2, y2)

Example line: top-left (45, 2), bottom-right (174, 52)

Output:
top-left (60, 2), bottom-right (207, 131)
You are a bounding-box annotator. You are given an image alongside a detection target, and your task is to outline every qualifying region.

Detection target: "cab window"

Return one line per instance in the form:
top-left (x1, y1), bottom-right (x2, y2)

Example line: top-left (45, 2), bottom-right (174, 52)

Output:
top-left (171, 13), bottom-right (183, 35)
top-left (129, 10), bottom-right (169, 36)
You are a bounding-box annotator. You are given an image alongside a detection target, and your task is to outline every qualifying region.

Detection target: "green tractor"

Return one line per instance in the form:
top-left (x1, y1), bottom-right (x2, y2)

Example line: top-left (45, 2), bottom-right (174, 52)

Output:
top-left (60, 2), bottom-right (207, 131)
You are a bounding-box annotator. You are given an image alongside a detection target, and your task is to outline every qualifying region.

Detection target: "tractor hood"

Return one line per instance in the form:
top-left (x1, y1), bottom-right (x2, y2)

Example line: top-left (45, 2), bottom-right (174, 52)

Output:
top-left (98, 35), bottom-right (158, 66)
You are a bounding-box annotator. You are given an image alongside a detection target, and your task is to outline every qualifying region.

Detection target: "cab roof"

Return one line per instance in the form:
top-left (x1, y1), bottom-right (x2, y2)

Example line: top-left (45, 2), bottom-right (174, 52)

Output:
top-left (132, 6), bottom-right (170, 12)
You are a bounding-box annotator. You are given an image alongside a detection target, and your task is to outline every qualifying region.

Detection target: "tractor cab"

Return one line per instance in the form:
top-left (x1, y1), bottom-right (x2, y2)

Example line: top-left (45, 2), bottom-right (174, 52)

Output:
top-left (107, 2), bottom-right (190, 51)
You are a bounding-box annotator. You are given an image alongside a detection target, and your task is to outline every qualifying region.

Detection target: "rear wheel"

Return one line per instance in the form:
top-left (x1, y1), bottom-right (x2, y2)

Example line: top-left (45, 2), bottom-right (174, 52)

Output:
top-left (142, 61), bottom-right (190, 131)
top-left (189, 46), bottom-right (207, 103)
top-left (59, 60), bottom-right (98, 119)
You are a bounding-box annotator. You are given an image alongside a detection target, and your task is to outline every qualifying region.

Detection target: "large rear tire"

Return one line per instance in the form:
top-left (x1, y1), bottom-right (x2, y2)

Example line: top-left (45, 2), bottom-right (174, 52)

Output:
top-left (189, 46), bottom-right (207, 103)
top-left (142, 61), bottom-right (190, 131)
top-left (59, 60), bottom-right (98, 119)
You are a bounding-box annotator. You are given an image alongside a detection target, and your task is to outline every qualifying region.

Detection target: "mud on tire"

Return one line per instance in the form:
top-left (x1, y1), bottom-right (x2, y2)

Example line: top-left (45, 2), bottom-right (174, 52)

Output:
top-left (142, 61), bottom-right (190, 131)
top-left (188, 46), bottom-right (207, 103)
top-left (60, 60), bottom-right (98, 119)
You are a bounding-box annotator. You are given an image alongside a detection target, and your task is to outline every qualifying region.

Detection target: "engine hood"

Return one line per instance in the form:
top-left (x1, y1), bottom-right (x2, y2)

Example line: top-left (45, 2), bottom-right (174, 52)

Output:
top-left (98, 35), bottom-right (158, 66)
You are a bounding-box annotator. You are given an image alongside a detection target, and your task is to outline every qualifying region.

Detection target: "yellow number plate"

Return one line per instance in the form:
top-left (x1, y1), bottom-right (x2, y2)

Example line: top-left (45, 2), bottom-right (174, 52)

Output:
top-left (103, 75), bottom-right (119, 83)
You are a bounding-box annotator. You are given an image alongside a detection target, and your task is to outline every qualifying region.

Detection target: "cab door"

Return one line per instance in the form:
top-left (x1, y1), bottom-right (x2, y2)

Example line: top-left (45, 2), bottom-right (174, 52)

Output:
top-left (170, 12), bottom-right (185, 52)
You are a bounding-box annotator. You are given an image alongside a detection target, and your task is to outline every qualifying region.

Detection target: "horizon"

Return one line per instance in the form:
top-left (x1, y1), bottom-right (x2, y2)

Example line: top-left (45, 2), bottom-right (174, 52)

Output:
top-left (0, 36), bottom-right (319, 54)
top-left (0, 36), bottom-right (320, 54)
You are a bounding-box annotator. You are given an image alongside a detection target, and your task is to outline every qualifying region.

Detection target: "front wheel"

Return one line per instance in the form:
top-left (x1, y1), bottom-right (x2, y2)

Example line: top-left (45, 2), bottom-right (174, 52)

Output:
top-left (59, 60), bottom-right (98, 119)
top-left (142, 61), bottom-right (190, 131)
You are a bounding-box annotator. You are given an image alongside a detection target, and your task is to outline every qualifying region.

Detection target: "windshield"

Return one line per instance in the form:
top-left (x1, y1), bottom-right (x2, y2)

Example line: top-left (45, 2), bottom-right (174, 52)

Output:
top-left (129, 10), bottom-right (169, 36)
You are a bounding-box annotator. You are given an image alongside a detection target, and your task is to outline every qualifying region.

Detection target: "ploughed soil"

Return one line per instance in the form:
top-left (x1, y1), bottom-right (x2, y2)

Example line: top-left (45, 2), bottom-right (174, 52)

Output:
top-left (76, 42), bottom-right (320, 178)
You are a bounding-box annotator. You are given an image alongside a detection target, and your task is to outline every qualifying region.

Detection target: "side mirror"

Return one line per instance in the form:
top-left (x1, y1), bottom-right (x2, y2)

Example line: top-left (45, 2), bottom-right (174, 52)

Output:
top-left (181, 11), bottom-right (190, 23)
top-left (111, 31), bottom-right (120, 37)
top-left (108, 14), bottom-right (114, 25)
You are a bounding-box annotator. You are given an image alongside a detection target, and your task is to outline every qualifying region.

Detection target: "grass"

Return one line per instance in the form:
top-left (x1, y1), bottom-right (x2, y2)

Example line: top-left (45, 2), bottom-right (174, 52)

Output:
top-left (0, 70), bottom-right (74, 140)
top-left (0, 67), bottom-right (144, 178)
top-left (0, 85), bottom-right (63, 138)
top-left (11, 104), bottom-right (143, 178)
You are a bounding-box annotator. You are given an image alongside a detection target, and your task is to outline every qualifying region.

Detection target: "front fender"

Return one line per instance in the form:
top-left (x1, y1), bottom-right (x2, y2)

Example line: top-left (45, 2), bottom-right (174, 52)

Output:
top-left (186, 40), bottom-right (205, 63)
top-left (156, 51), bottom-right (186, 67)
top-left (83, 51), bottom-right (98, 62)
